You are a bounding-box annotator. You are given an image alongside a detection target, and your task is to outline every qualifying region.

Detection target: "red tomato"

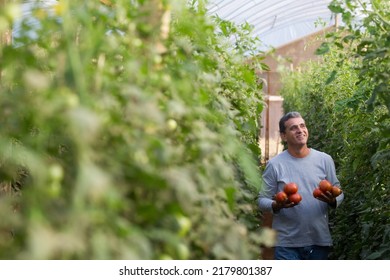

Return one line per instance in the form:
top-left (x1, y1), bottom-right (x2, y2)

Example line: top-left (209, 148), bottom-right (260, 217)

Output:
top-left (319, 179), bottom-right (333, 193)
top-left (313, 188), bottom-right (323, 198)
top-left (283, 183), bottom-right (298, 195)
top-left (288, 193), bottom-right (302, 204)
top-left (275, 191), bottom-right (288, 203)
top-left (331, 186), bottom-right (342, 197)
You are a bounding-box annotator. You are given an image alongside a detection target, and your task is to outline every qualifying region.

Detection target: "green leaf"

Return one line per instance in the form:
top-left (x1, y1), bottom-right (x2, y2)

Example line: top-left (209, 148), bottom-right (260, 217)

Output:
top-left (328, 2), bottom-right (344, 13)
top-left (366, 249), bottom-right (389, 260)
top-left (236, 149), bottom-right (261, 191)
top-left (342, 34), bottom-right (356, 43)
top-left (342, 11), bottom-right (353, 23)
top-left (224, 187), bottom-right (236, 211)
top-left (366, 90), bottom-right (378, 112)
top-left (325, 70), bottom-right (337, 84)
top-left (315, 42), bottom-right (330, 55)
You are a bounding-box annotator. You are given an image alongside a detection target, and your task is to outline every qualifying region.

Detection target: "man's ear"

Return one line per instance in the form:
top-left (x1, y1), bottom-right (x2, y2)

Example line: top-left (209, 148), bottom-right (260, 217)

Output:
top-left (280, 132), bottom-right (286, 142)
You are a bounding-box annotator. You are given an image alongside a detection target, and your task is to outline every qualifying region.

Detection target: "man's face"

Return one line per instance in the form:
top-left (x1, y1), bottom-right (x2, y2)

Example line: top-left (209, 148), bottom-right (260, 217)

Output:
top-left (281, 117), bottom-right (309, 146)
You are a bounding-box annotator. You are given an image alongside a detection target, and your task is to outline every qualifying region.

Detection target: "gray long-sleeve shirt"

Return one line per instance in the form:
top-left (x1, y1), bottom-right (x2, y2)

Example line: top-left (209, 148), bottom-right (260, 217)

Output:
top-left (258, 148), bottom-right (344, 247)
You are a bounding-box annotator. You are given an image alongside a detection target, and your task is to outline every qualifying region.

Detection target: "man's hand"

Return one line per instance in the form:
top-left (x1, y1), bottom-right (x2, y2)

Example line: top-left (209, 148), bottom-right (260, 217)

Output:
top-left (271, 195), bottom-right (299, 212)
top-left (315, 191), bottom-right (337, 208)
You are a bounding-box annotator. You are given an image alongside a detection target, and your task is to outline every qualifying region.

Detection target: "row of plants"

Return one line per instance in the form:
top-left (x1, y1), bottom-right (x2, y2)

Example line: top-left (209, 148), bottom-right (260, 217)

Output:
top-left (280, 0), bottom-right (389, 259)
top-left (0, 0), bottom-right (268, 259)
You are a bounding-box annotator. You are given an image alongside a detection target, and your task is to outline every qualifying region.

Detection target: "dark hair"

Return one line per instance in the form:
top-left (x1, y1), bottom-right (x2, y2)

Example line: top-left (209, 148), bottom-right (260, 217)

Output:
top-left (279, 111), bottom-right (302, 133)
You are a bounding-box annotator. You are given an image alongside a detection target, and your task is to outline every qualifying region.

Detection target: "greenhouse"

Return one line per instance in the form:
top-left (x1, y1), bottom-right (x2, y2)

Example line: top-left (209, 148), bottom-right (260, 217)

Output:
top-left (0, 0), bottom-right (389, 266)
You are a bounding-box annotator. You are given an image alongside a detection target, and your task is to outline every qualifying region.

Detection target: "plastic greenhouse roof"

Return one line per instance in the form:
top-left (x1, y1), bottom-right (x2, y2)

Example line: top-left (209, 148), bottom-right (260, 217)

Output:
top-left (13, 0), bottom-right (337, 51)
top-left (207, 0), bottom-right (336, 50)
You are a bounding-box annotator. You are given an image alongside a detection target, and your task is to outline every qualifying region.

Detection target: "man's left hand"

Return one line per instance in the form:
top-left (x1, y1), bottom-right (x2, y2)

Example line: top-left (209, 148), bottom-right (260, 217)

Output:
top-left (315, 191), bottom-right (337, 208)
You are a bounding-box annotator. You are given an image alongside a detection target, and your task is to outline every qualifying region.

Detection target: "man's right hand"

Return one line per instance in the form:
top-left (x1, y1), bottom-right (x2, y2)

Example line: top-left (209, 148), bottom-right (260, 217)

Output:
top-left (271, 200), bottom-right (297, 212)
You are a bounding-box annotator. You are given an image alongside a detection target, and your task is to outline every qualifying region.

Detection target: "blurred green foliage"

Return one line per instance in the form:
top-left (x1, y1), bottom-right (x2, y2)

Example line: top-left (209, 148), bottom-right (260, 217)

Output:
top-left (0, 0), bottom-right (269, 259)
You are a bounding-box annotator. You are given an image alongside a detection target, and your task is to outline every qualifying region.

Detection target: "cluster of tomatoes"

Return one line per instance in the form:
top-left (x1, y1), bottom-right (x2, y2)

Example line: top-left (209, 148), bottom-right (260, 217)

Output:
top-left (275, 179), bottom-right (342, 205)
top-left (313, 179), bottom-right (343, 198)
top-left (275, 183), bottom-right (302, 204)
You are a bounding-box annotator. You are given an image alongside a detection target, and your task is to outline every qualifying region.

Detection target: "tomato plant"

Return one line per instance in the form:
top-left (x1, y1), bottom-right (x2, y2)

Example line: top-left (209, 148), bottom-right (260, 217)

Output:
top-left (0, 0), bottom-right (268, 260)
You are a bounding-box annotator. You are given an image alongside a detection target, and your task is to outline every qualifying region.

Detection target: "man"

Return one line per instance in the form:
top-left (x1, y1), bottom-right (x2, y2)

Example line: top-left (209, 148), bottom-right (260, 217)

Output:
top-left (258, 111), bottom-right (344, 260)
